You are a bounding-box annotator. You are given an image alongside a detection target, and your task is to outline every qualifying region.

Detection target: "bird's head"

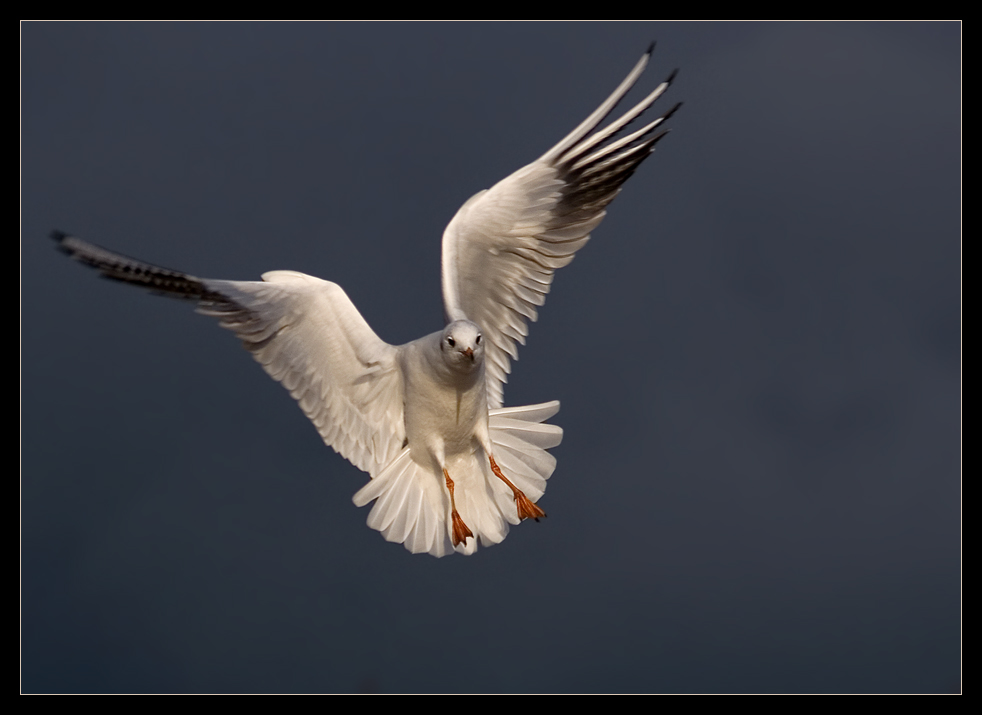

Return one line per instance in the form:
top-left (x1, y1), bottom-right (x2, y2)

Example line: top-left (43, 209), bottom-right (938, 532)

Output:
top-left (439, 320), bottom-right (484, 373)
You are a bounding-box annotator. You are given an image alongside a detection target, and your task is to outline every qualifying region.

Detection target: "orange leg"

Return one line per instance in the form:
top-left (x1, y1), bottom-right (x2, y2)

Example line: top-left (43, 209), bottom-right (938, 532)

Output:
top-left (488, 455), bottom-right (546, 521)
top-left (444, 469), bottom-right (474, 547)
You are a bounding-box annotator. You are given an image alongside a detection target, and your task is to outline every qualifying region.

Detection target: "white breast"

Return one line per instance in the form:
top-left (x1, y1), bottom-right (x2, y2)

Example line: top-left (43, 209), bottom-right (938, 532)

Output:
top-left (399, 332), bottom-right (490, 473)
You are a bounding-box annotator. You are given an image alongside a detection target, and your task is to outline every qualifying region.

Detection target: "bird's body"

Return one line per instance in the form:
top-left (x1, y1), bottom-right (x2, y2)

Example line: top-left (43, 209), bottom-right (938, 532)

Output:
top-left (400, 323), bottom-right (489, 474)
top-left (54, 47), bottom-right (678, 556)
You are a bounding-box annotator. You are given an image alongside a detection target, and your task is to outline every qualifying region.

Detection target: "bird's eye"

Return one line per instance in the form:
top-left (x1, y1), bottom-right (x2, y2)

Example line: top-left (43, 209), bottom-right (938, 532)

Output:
top-left (476, 334), bottom-right (482, 344)
top-left (447, 337), bottom-right (455, 347)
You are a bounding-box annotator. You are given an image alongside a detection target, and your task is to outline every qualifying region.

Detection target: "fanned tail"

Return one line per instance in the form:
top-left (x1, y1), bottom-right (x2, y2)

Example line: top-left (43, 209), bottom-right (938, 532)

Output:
top-left (352, 401), bottom-right (562, 557)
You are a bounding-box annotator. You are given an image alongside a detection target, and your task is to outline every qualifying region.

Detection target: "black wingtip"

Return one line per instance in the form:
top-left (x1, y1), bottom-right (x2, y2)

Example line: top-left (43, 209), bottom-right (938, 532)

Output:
top-left (665, 68), bottom-right (679, 85)
top-left (50, 230), bottom-right (75, 255)
top-left (662, 101), bottom-right (683, 122)
top-left (646, 41), bottom-right (656, 56)
top-left (649, 128), bottom-right (672, 148)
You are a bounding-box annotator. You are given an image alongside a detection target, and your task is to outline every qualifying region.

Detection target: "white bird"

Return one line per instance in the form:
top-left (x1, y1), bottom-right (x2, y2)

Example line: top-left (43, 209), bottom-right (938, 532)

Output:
top-left (53, 46), bottom-right (679, 556)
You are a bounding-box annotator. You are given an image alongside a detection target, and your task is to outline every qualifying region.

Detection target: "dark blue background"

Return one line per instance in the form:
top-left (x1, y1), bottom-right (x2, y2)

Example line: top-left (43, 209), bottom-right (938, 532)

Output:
top-left (22, 22), bottom-right (960, 693)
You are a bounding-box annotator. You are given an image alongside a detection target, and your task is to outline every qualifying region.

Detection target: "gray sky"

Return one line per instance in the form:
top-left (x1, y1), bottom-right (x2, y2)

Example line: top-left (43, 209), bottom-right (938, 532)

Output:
top-left (22, 22), bottom-right (960, 693)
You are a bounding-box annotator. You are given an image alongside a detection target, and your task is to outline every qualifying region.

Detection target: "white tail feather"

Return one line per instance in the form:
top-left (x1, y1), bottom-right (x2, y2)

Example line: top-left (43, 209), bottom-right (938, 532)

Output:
top-left (352, 401), bottom-right (562, 557)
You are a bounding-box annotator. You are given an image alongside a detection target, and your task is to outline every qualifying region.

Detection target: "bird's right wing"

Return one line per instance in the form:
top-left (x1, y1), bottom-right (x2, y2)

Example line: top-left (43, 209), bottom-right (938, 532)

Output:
top-left (53, 232), bottom-right (406, 477)
top-left (441, 46), bottom-right (679, 409)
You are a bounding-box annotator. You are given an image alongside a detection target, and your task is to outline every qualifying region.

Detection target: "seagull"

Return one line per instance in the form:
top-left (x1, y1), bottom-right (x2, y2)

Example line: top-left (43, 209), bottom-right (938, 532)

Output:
top-left (53, 46), bottom-right (679, 557)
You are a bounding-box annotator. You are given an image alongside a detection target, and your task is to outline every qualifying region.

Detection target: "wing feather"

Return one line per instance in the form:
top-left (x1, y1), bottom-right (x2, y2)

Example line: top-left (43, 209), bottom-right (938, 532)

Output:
top-left (52, 232), bottom-right (405, 477)
top-left (441, 48), bottom-right (679, 408)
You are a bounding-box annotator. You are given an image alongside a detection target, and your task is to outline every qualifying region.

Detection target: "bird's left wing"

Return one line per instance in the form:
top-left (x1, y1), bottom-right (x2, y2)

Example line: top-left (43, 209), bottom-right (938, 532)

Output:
top-left (54, 232), bottom-right (406, 477)
top-left (441, 47), bottom-right (679, 408)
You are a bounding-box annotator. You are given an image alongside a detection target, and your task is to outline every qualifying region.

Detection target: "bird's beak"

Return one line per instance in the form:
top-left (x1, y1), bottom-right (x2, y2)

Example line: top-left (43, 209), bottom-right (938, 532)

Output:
top-left (462, 347), bottom-right (474, 360)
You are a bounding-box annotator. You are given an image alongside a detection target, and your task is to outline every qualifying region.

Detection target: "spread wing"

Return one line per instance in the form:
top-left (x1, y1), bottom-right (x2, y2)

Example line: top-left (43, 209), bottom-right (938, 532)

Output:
top-left (440, 46), bottom-right (679, 408)
top-left (53, 232), bottom-right (406, 477)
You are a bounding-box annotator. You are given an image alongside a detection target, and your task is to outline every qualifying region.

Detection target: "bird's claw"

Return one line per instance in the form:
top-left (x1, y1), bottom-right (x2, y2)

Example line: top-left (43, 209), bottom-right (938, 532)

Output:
top-left (488, 454), bottom-right (546, 522)
top-left (451, 509), bottom-right (474, 546)
top-left (514, 491), bottom-right (546, 521)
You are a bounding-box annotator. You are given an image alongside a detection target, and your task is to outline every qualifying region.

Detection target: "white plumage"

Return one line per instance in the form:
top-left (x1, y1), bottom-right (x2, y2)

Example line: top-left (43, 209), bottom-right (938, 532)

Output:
top-left (53, 47), bottom-right (678, 556)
